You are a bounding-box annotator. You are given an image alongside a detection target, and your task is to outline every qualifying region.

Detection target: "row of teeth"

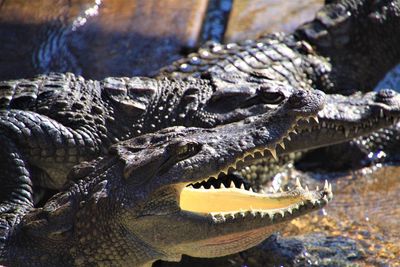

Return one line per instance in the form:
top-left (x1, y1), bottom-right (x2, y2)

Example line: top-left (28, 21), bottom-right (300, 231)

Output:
top-left (186, 114), bottom-right (319, 193)
top-left (190, 175), bottom-right (331, 198)
top-left (210, 189), bottom-right (331, 223)
top-left (209, 198), bottom-right (329, 222)
top-left (208, 179), bottom-right (332, 222)
top-left (196, 114), bottom-right (318, 182)
top-left (296, 115), bottom-right (398, 138)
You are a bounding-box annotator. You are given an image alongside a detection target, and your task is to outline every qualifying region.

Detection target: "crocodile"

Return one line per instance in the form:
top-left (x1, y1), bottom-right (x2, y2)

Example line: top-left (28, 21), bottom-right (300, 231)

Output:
top-left (0, 72), bottom-right (306, 192)
top-left (157, 0), bottom-right (400, 172)
top-left (235, 89), bottom-right (400, 184)
top-left (0, 90), bottom-right (332, 267)
top-left (159, 0), bottom-right (400, 95)
top-left (1, 0), bottom-right (400, 218)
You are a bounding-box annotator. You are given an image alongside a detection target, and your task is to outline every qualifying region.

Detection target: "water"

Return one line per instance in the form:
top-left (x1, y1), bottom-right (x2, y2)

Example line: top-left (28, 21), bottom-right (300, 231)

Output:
top-left (285, 166), bottom-right (400, 266)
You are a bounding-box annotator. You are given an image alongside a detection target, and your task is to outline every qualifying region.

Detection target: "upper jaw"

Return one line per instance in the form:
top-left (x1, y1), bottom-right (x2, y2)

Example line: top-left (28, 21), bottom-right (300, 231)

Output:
top-left (284, 98), bottom-right (400, 153)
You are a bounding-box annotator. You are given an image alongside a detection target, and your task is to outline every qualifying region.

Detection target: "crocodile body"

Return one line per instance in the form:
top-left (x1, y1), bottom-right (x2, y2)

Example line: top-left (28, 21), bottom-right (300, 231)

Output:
top-left (0, 0), bottom-right (400, 266)
top-left (0, 70), bottom-right (325, 252)
top-left (0, 90), bottom-right (332, 267)
top-left (0, 72), bottom-right (301, 191)
top-left (159, 0), bottom-right (400, 95)
top-left (158, 0), bottom-right (400, 170)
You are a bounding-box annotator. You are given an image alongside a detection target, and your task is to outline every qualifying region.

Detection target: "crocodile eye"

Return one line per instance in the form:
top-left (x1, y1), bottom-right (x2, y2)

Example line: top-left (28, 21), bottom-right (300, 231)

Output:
top-left (167, 141), bottom-right (202, 161)
top-left (259, 90), bottom-right (285, 104)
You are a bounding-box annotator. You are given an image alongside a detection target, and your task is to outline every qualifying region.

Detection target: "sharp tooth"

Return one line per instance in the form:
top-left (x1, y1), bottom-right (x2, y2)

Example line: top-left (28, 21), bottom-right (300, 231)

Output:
top-left (249, 187), bottom-right (254, 192)
top-left (211, 213), bottom-right (216, 220)
top-left (324, 180), bottom-right (329, 190)
top-left (229, 181), bottom-right (235, 188)
top-left (380, 109), bottom-right (384, 118)
top-left (328, 183), bottom-right (332, 192)
top-left (279, 142), bottom-right (285, 150)
top-left (292, 129), bottom-right (297, 135)
top-left (200, 185), bottom-right (205, 189)
top-left (269, 148), bottom-right (278, 161)
top-left (279, 187), bottom-right (283, 192)
top-left (345, 128), bottom-right (350, 138)
top-left (305, 118), bottom-right (310, 123)
top-left (295, 177), bottom-right (302, 189)
top-left (305, 185), bottom-right (309, 191)
top-left (322, 121), bottom-right (327, 127)
top-left (316, 185), bottom-right (320, 191)
top-left (220, 183), bottom-right (226, 189)
top-left (323, 195), bottom-right (329, 203)
top-left (210, 185), bottom-right (215, 190)
top-left (312, 116), bottom-right (319, 123)
top-left (240, 183), bottom-right (245, 190)
top-left (286, 135), bottom-right (291, 141)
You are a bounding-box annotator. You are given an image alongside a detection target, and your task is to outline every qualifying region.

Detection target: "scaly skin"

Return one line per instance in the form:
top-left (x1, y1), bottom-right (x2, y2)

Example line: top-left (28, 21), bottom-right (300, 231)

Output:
top-left (157, 0), bottom-right (400, 151)
top-left (285, 89), bottom-right (400, 153)
top-left (157, 0), bottom-right (400, 172)
top-left (0, 72), bottom-right (307, 216)
top-left (0, 89), bottom-right (331, 267)
top-left (159, 0), bottom-right (400, 95)
top-left (233, 89), bottom-right (400, 185)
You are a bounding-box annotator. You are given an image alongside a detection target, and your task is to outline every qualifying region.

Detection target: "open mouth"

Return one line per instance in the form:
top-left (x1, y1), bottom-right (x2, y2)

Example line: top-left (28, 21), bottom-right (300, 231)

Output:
top-left (180, 176), bottom-right (331, 215)
top-left (176, 116), bottom-right (332, 219)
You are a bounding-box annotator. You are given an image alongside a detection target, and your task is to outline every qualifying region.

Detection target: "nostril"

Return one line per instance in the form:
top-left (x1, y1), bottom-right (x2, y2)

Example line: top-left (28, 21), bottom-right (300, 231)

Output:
top-left (288, 90), bottom-right (308, 108)
top-left (377, 89), bottom-right (397, 100)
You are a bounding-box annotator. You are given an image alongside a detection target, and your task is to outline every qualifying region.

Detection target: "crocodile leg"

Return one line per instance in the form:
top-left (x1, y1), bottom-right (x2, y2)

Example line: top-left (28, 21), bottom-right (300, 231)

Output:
top-left (0, 135), bottom-right (33, 252)
top-left (0, 110), bottom-right (102, 189)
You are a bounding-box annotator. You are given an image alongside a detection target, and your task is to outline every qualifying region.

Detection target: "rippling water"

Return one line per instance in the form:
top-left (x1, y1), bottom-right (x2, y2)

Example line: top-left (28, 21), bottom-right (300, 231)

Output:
top-left (285, 166), bottom-right (400, 266)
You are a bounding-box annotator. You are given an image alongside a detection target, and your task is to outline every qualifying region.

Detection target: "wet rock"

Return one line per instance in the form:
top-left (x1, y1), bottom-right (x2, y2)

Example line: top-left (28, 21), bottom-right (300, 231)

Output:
top-left (224, 0), bottom-right (323, 42)
top-left (155, 233), bottom-right (364, 267)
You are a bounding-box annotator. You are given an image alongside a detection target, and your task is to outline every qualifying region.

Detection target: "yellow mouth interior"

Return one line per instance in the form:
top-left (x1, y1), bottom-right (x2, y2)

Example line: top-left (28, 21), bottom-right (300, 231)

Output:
top-left (180, 186), bottom-right (303, 213)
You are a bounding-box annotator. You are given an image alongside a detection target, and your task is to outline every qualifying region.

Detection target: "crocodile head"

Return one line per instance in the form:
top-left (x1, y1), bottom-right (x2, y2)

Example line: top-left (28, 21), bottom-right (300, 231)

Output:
top-left (110, 88), bottom-right (329, 265)
top-left (5, 88), bottom-right (330, 266)
top-left (232, 89), bottom-right (400, 184)
top-left (285, 89), bottom-right (400, 153)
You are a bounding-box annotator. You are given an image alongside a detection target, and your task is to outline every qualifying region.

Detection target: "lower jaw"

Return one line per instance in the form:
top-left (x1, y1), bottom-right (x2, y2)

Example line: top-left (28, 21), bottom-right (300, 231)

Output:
top-left (186, 222), bottom-right (287, 258)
